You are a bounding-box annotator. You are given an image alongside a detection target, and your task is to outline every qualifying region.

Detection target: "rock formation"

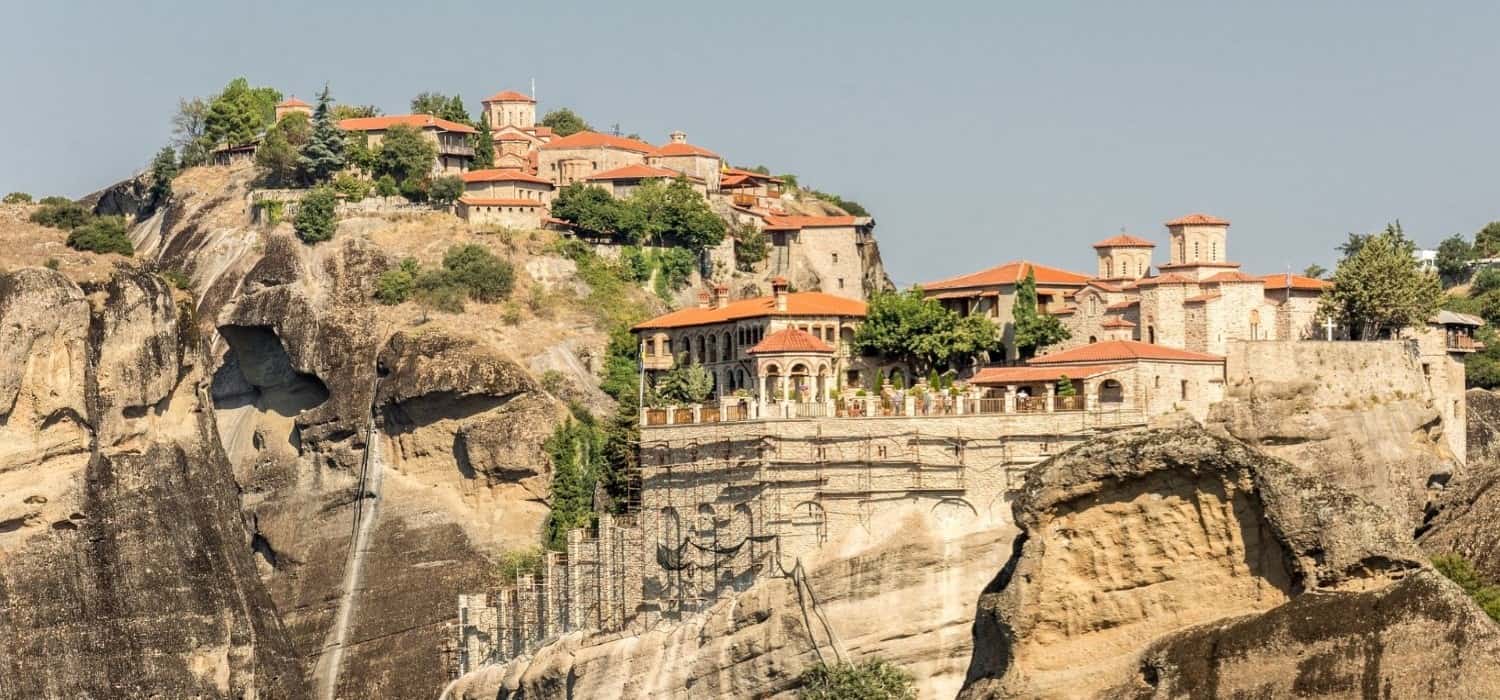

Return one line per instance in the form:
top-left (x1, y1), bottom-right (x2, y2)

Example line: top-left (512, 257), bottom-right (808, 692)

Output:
top-left (960, 425), bottom-right (1500, 699)
top-left (0, 268), bottom-right (306, 697)
top-left (1421, 388), bottom-right (1500, 578)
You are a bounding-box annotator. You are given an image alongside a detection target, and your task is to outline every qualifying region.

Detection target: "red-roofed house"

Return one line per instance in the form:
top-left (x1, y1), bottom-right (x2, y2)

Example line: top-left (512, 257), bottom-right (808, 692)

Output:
top-left (339, 114), bottom-right (478, 174)
top-left (720, 167), bottom-right (784, 209)
top-left (458, 168), bottom-right (554, 202)
top-left (455, 197), bottom-right (546, 229)
top-left (647, 131), bottom-right (722, 191)
top-left (275, 96), bottom-right (312, 121)
top-left (921, 261), bottom-right (1092, 361)
top-left (753, 213), bottom-right (877, 302)
top-left (537, 131), bottom-right (658, 185)
top-left (584, 164), bottom-right (704, 198)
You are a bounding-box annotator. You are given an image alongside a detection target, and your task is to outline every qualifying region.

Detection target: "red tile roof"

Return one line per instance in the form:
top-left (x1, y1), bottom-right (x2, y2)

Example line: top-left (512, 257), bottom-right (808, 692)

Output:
top-left (1165, 213), bottom-right (1230, 226)
top-left (1030, 339), bottom-right (1222, 364)
top-left (1083, 280), bottom-right (1124, 293)
top-left (1092, 234), bottom-right (1156, 248)
top-left (497, 132), bottom-right (535, 142)
top-left (763, 215), bottom-right (860, 230)
top-left (1134, 273), bottom-right (1197, 287)
top-left (1184, 293), bottom-right (1222, 303)
top-left (338, 114), bottom-right (477, 134)
top-left (747, 328), bottom-right (835, 354)
top-left (458, 197), bottom-right (544, 207)
top-left (1106, 300), bottom-right (1139, 310)
top-left (460, 169), bottom-right (552, 185)
top-left (1101, 318), bottom-right (1136, 328)
top-left (277, 96), bottom-right (310, 108)
top-left (924, 261), bottom-right (1092, 291)
top-left (632, 292), bottom-right (865, 330)
top-left (724, 167), bottom-right (782, 182)
top-left (1205, 271), bottom-right (1263, 283)
top-left (653, 142), bottom-right (720, 158)
top-left (483, 90), bottom-right (535, 103)
top-left (585, 164), bottom-right (682, 181)
top-left (971, 363), bottom-right (1127, 385)
top-left (539, 130), bottom-right (656, 153)
top-left (1260, 273), bottom-right (1331, 291)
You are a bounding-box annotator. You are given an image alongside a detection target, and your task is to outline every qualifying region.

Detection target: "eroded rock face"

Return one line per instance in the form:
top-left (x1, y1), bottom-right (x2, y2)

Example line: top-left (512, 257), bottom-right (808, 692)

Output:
top-left (1420, 388), bottom-right (1500, 579)
top-left (957, 425), bottom-right (1489, 700)
top-left (0, 268), bottom-right (305, 698)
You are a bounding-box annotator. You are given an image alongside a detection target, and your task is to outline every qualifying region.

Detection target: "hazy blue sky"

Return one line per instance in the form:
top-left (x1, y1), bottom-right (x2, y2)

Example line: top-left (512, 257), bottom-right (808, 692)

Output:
top-left (5, 1), bottom-right (1498, 284)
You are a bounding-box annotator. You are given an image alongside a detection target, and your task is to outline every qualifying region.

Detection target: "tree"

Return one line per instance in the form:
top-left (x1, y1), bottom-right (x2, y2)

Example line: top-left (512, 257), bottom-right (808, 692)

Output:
top-left (442, 243), bottom-right (515, 301)
top-left (654, 360), bottom-right (713, 405)
top-left (551, 183), bottom-right (624, 234)
top-left (429, 174), bottom-right (465, 205)
top-left (1337, 232), bottom-right (1373, 259)
top-left (3, 192), bottom-right (31, 204)
top-left (1057, 375), bottom-right (1076, 397)
top-left (29, 199), bottom-right (91, 229)
top-left (1477, 222), bottom-right (1500, 259)
top-left (203, 77), bottom-right (281, 147)
top-left (1432, 554), bottom-right (1500, 622)
top-left (732, 222), bottom-right (768, 271)
top-left (1302, 263), bottom-right (1328, 279)
top-left (330, 104), bottom-right (381, 120)
top-left (1319, 222), bottom-right (1442, 340)
top-left (171, 97), bottom-right (211, 167)
top-left (293, 186), bottom-right (337, 243)
top-left (374, 258), bottom-right (420, 305)
top-left (1473, 268), bottom-right (1500, 296)
top-left (410, 92), bottom-right (449, 117)
top-left (375, 175), bottom-right (399, 197)
top-left (540, 108), bottom-right (590, 137)
top-left (373, 124), bottom-right (436, 187)
top-left (472, 117), bottom-right (495, 169)
top-left (299, 86), bottom-right (346, 184)
top-left (542, 411), bottom-right (605, 550)
top-left (619, 177), bottom-right (726, 251)
top-left (1436, 233), bottom-right (1475, 282)
top-left (854, 287), bottom-right (1001, 375)
top-left (1013, 269), bottom-right (1071, 358)
top-left (796, 659), bottom-right (916, 700)
top-left (66, 216), bottom-right (133, 255)
top-left (255, 119), bottom-right (302, 187)
top-left (146, 146), bottom-right (179, 210)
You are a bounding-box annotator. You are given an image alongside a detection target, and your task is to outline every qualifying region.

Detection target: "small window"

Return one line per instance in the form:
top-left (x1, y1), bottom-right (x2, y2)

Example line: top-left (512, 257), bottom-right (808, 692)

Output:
top-left (832, 253), bottom-right (838, 263)
top-left (837, 278), bottom-right (845, 289)
top-left (1180, 380), bottom-right (1190, 400)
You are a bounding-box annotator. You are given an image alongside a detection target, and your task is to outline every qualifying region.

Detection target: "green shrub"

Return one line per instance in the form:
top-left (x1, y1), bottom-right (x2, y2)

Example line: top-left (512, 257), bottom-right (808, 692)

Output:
top-left (796, 659), bottom-right (916, 700)
top-left (374, 258), bottom-right (420, 305)
top-left (66, 216), bottom-right (133, 256)
top-left (44, 257), bottom-right (60, 270)
top-left (501, 303), bottom-right (522, 325)
top-left (1433, 554), bottom-right (1500, 622)
top-left (1057, 374), bottom-right (1076, 397)
top-left (1474, 268), bottom-right (1500, 296)
top-left (429, 174), bottom-right (464, 205)
top-left (540, 369), bottom-right (571, 396)
top-left (161, 269), bottom-right (192, 290)
top-left (258, 199), bottom-right (285, 226)
top-left (732, 223), bottom-right (768, 271)
top-left (375, 174), bottom-right (399, 197)
top-left (413, 269), bottom-right (466, 313)
top-left (442, 244), bottom-right (514, 302)
top-left (620, 245), bottom-right (651, 282)
top-left (29, 199), bottom-right (91, 230)
top-left (495, 547), bottom-right (545, 584)
top-left (399, 176), bottom-right (429, 203)
top-left (3, 192), bottom-right (31, 204)
top-left (333, 174), bottom-right (371, 203)
top-left (294, 186), bottom-right (337, 243)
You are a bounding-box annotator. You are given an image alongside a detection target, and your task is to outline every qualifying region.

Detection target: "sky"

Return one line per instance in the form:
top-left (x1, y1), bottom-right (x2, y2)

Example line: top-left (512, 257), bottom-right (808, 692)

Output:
top-left (4, 1), bottom-right (1500, 285)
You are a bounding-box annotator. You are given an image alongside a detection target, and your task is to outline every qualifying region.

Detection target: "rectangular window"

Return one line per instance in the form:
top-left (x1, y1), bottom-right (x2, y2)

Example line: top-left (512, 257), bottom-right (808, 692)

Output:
top-left (832, 253), bottom-right (838, 263)
top-left (838, 278), bottom-right (845, 289)
top-left (1180, 380), bottom-right (1190, 400)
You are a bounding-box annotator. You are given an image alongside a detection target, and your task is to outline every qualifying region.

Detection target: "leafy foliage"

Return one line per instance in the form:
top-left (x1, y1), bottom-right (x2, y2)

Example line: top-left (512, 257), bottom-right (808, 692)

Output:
top-left (653, 360), bottom-right (713, 405)
top-left (374, 258), bottom-right (420, 305)
top-left (1477, 222), bottom-right (1500, 259)
top-left (2, 192), bottom-right (31, 204)
top-left (411, 92), bottom-right (470, 123)
top-left (472, 118), bottom-right (495, 169)
top-left (299, 86), bottom-right (346, 184)
top-left (28, 199), bottom-right (91, 230)
top-left (375, 174), bottom-right (399, 197)
top-left (1436, 233), bottom-right (1475, 282)
top-left (429, 174), bottom-right (465, 205)
top-left (1302, 263), bottom-right (1328, 279)
top-left (255, 114), bottom-right (306, 187)
top-left (732, 222), bottom-right (769, 271)
top-left (495, 547), bottom-right (544, 584)
top-left (854, 287), bottom-right (1001, 374)
top-left (1056, 375), bottom-right (1076, 397)
top-left (373, 124), bottom-right (437, 188)
top-left (543, 409), bottom-right (606, 551)
top-left (203, 77), bottom-right (280, 148)
top-left (551, 179), bottom-right (725, 252)
top-left (66, 216), bottom-right (133, 255)
top-left (330, 104), bottom-right (381, 120)
top-left (147, 146), bottom-right (179, 211)
top-left (796, 659), bottom-right (916, 700)
top-left (441, 243), bottom-right (515, 301)
top-left (1432, 554), bottom-right (1500, 622)
top-left (540, 107), bottom-right (590, 137)
top-left (1319, 222), bottom-right (1442, 339)
top-left (1013, 269), bottom-right (1071, 358)
top-left (333, 174), bottom-right (371, 202)
top-left (806, 189), bottom-right (870, 217)
top-left (171, 97), bottom-right (211, 167)
top-left (293, 186), bottom-right (337, 243)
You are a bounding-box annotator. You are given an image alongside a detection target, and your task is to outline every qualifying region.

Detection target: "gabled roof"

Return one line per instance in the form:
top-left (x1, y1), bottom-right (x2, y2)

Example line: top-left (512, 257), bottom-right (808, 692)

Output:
top-left (1433, 310), bottom-right (1485, 327)
top-left (460, 169), bottom-right (552, 185)
top-left (538, 130), bottom-right (656, 153)
top-left (585, 164), bottom-right (682, 181)
top-left (971, 363), bottom-right (1128, 385)
top-left (653, 142), bottom-right (720, 158)
top-left (458, 197), bottom-right (544, 207)
top-left (631, 292), bottom-right (866, 330)
top-left (1093, 234), bottom-right (1156, 248)
top-left (747, 328), bottom-right (834, 354)
top-left (923, 260), bottom-right (1093, 291)
top-left (277, 96), bottom-right (310, 108)
top-left (338, 114), bottom-right (477, 134)
top-left (1184, 293), bottom-right (1222, 303)
top-left (1166, 213), bottom-right (1230, 226)
top-left (1134, 273), bottom-right (1197, 287)
top-left (483, 90), bottom-right (535, 103)
top-left (1029, 339), bottom-right (1222, 364)
top-left (497, 132), bottom-right (536, 142)
top-left (1260, 273), bottom-right (1331, 291)
top-left (763, 215), bottom-right (860, 230)
top-left (1101, 318), bottom-right (1136, 328)
top-left (1106, 300), bottom-right (1139, 311)
top-left (1205, 271), bottom-right (1263, 283)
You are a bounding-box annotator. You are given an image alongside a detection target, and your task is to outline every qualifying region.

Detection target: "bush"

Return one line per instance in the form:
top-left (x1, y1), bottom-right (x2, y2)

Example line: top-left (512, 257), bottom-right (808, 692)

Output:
top-left (495, 547), bottom-right (545, 584)
top-left (620, 245), bottom-right (651, 282)
top-left (258, 199), bottom-right (285, 225)
top-left (375, 174), bottom-right (399, 197)
top-left (333, 174), bottom-right (371, 203)
top-left (1433, 554), bottom-right (1500, 622)
top-left (656, 247), bottom-right (696, 291)
top-left (294, 186), bottom-right (337, 243)
top-left (442, 244), bottom-right (515, 302)
top-left (3, 192), bottom-right (31, 204)
top-left (413, 269), bottom-right (466, 313)
top-left (66, 216), bottom-right (133, 256)
top-left (501, 303), bottom-right (522, 325)
top-left (1474, 268), bottom-right (1500, 296)
top-left (733, 223), bottom-right (769, 271)
top-left (161, 269), bottom-right (192, 290)
top-left (44, 257), bottom-right (60, 270)
top-left (374, 258), bottom-right (420, 305)
top-left (540, 369), bottom-right (571, 396)
top-left (429, 174), bottom-right (464, 205)
top-left (29, 199), bottom-right (91, 230)
top-left (400, 176), bottom-right (429, 203)
top-left (797, 659), bottom-right (916, 700)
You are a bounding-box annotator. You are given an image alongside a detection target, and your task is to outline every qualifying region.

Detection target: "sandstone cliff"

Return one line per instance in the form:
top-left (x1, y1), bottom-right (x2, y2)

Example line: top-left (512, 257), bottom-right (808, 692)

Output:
top-left (1420, 388), bottom-right (1500, 578)
top-left (960, 426), bottom-right (1500, 699)
top-left (0, 268), bottom-right (305, 697)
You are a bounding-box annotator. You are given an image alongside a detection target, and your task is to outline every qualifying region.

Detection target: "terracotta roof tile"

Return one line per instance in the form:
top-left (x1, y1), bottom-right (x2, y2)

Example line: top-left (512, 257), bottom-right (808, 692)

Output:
top-left (1259, 273), bottom-right (1331, 291)
top-left (923, 260), bottom-right (1092, 291)
top-left (460, 169), bottom-right (552, 185)
top-left (338, 114), bottom-right (477, 134)
top-left (971, 363), bottom-right (1128, 385)
top-left (1165, 212), bottom-right (1230, 226)
top-left (539, 130), bottom-right (656, 153)
top-left (1184, 293), bottom-right (1222, 303)
top-left (1101, 318), bottom-right (1136, 328)
top-left (631, 292), bottom-right (865, 330)
top-left (1029, 339), bottom-right (1222, 364)
top-left (747, 328), bottom-right (835, 354)
top-left (653, 142), bottom-right (720, 158)
top-left (763, 215), bottom-right (860, 230)
top-left (458, 197), bottom-right (544, 207)
top-left (1134, 273), bottom-right (1197, 287)
top-left (482, 90), bottom-right (535, 103)
top-left (1092, 234), bottom-right (1156, 248)
top-left (585, 164), bottom-right (683, 181)
top-left (277, 96), bottom-right (310, 107)
top-left (497, 132), bottom-right (535, 141)
top-left (1205, 271), bottom-right (1262, 283)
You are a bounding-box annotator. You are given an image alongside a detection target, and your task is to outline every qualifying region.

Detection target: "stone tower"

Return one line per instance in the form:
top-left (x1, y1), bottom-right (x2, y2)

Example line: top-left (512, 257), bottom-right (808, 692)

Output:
top-left (1160, 213), bottom-right (1236, 280)
top-left (482, 90), bottom-right (536, 130)
top-left (1091, 234), bottom-right (1155, 280)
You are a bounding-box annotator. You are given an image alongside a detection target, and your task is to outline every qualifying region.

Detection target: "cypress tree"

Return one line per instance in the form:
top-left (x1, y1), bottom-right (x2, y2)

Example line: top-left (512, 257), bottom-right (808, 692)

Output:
top-left (1012, 268), bottom-right (1070, 359)
top-left (298, 85), bottom-right (346, 184)
top-left (472, 117), bottom-right (495, 169)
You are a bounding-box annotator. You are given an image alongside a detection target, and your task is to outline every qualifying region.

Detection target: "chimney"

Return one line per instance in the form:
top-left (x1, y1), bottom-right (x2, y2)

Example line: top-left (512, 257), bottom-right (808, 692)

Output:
top-left (771, 277), bottom-right (789, 312)
top-left (712, 284), bottom-right (729, 309)
top-left (696, 290), bottom-right (711, 309)
top-left (669, 130), bottom-right (687, 144)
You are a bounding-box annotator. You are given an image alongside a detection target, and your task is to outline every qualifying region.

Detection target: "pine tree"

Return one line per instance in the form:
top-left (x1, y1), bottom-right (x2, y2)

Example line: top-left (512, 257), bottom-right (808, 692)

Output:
top-left (147, 146), bottom-right (178, 211)
top-left (472, 117), bottom-right (495, 169)
top-left (298, 85), bottom-right (346, 184)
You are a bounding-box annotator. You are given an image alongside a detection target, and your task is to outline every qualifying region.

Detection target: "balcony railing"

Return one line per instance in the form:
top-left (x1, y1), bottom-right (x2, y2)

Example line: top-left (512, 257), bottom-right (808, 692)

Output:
top-left (643, 394), bottom-right (1145, 426)
top-left (1449, 334), bottom-right (1480, 352)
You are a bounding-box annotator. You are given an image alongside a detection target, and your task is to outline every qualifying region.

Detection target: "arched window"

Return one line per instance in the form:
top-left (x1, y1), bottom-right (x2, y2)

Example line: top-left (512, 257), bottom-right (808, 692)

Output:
top-left (1212, 241), bottom-right (1218, 261)
top-left (1193, 241), bottom-right (1200, 261)
top-left (1088, 335), bottom-right (1097, 343)
top-left (1099, 379), bottom-right (1125, 404)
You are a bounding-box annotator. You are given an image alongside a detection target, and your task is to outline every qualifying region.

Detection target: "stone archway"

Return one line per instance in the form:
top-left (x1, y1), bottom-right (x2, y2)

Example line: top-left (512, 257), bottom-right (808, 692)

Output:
top-left (1099, 378), bottom-right (1125, 405)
